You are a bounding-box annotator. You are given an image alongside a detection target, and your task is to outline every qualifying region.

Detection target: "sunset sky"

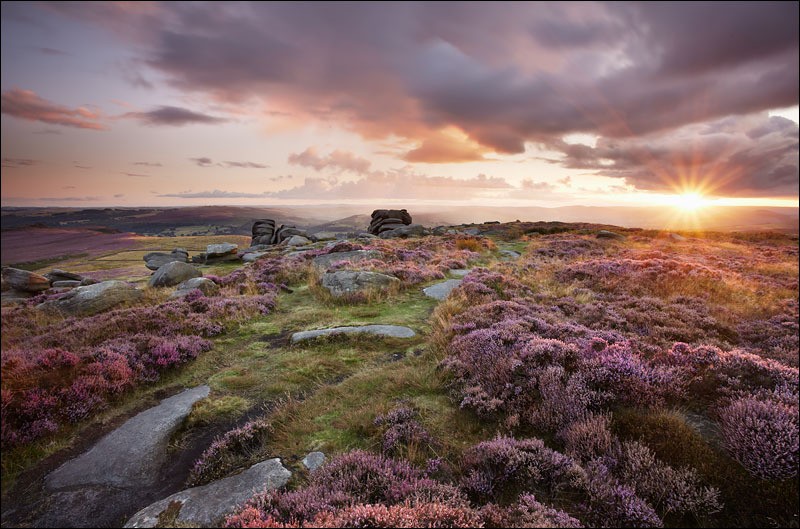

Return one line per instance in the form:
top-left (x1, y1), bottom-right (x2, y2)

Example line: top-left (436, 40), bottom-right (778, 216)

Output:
top-left (1, 1), bottom-right (798, 208)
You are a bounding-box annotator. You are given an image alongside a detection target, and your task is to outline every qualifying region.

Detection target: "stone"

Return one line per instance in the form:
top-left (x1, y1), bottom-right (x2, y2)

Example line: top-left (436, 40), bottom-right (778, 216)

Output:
top-left (45, 269), bottom-right (84, 282)
top-left (379, 224), bottom-right (430, 239)
top-left (149, 262), bottom-right (202, 288)
top-left (286, 235), bottom-right (312, 246)
top-left (311, 231), bottom-right (340, 241)
top-left (204, 253), bottom-right (242, 265)
top-left (312, 250), bottom-right (381, 270)
top-left (432, 226), bottom-right (448, 236)
top-left (463, 228), bottom-right (480, 236)
top-left (668, 233), bottom-right (687, 242)
top-left (144, 249), bottom-right (189, 271)
top-left (123, 459), bottom-right (290, 528)
top-left (368, 209), bottom-right (412, 235)
top-left (242, 252), bottom-right (268, 263)
top-left (38, 280), bottom-right (143, 316)
top-left (1, 267), bottom-right (50, 292)
top-left (597, 230), bottom-right (626, 240)
top-left (449, 269), bottom-right (471, 277)
top-left (170, 277), bottom-right (220, 299)
top-left (47, 386), bottom-right (210, 491)
top-left (422, 279), bottom-right (463, 300)
top-left (302, 451), bottom-right (326, 471)
top-left (1, 289), bottom-right (34, 305)
top-left (51, 280), bottom-right (81, 288)
top-left (500, 250), bottom-right (521, 259)
top-left (206, 243), bottom-right (238, 257)
top-left (291, 325), bottom-right (416, 343)
top-left (321, 270), bottom-right (400, 297)
top-left (80, 277), bottom-right (98, 286)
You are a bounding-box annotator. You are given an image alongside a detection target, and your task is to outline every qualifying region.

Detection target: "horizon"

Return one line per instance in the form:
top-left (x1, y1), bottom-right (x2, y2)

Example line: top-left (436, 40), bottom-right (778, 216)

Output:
top-left (2, 2), bottom-right (799, 210)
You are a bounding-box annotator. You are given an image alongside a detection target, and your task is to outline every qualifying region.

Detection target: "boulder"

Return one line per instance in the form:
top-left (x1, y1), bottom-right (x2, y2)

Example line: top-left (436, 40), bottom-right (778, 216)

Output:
top-left (47, 386), bottom-right (210, 491)
top-left (45, 269), bottom-right (84, 283)
top-left (2, 267), bottom-right (50, 292)
top-left (368, 209), bottom-right (412, 235)
top-left (321, 270), bottom-right (399, 297)
top-left (291, 325), bottom-right (416, 343)
top-left (286, 235), bottom-right (312, 246)
top-left (206, 243), bottom-right (237, 258)
top-left (499, 250), bottom-right (521, 259)
top-left (123, 459), bottom-right (290, 528)
top-left (144, 249), bottom-right (189, 271)
top-left (311, 232), bottom-right (340, 241)
top-left (422, 279), bottom-right (462, 300)
top-left (252, 219), bottom-right (277, 246)
top-left (37, 280), bottom-right (142, 316)
top-left (149, 262), bottom-right (202, 288)
top-left (170, 277), bottom-right (220, 299)
top-left (312, 250), bottom-right (381, 270)
top-left (242, 252), bottom-right (268, 263)
top-left (597, 230), bottom-right (626, 240)
top-left (379, 224), bottom-right (429, 239)
top-left (80, 277), bottom-right (98, 286)
top-left (51, 280), bottom-right (81, 288)
top-left (302, 452), bottom-right (326, 471)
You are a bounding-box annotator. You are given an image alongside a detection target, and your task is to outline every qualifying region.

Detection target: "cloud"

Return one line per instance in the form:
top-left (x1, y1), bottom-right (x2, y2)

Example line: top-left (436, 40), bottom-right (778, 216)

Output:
top-left (2, 158), bottom-right (38, 168)
top-left (288, 147), bottom-right (373, 175)
top-left (1, 88), bottom-right (106, 130)
top-left (403, 133), bottom-right (487, 163)
top-left (121, 172), bottom-right (150, 177)
top-left (124, 105), bottom-right (227, 126)
top-left (159, 189), bottom-right (270, 199)
top-left (133, 161), bottom-right (162, 167)
top-left (37, 196), bottom-right (101, 202)
top-left (74, 164), bottom-right (92, 169)
top-left (189, 157), bottom-right (268, 168)
top-left (113, 193), bottom-right (125, 198)
top-left (521, 179), bottom-right (557, 192)
top-left (37, 46), bottom-right (68, 56)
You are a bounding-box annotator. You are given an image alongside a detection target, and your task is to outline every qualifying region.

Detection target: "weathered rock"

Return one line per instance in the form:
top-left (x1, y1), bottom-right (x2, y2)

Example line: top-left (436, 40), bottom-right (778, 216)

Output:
top-left (423, 279), bottom-right (463, 300)
top-left (149, 262), bottom-right (202, 288)
top-left (206, 243), bottom-right (238, 257)
top-left (45, 269), bottom-right (84, 283)
top-left (123, 459), bottom-right (290, 528)
top-left (51, 280), bottom-right (81, 288)
top-left (463, 227), bottom-right (480, 236)
top-left (321, 270), bottom-right (399, 297)
top-left (312, 250), bottom-right (380, 270)
top-left (205, 253), bottom-right (242, 265)
top-left (242, 252), bottom-right (268, 263)
top-left (80, 277), bottom-right (98, 286)
top-left (170, 277), bottom-right (220, 299)
top-left (597, 230), bottom-right (626, 240)
top-left (302, 451), bottom-right (326, 471)
top-left (2, 267), bottom-right (50, 292)
top-left (368, 209), bottom-right (412, 235)
top-left (291, 325), bottom-right (416, 343)
top-left (286, 235), bottom-right (312, 246)
top-left (38, 280), bottom-right (142, 316)
top-left (432, 226), bottom-right (448, 236)
top-left (311, 231), bottom-right (340, 241)
top-left (668, 233), bottom-right (687, 242)
top-left (1, 289), bottom-right (34, 305)
top-left (144, 249), bottom-right (189, 271)
top-left (47, 386), bottom-right (210, 491)
top-left (449, 269), bottom-right (471, 277)
top-left (500, 250), bottom-right (521, 259)
top-left (252, 220), bottom-right (277, 246)
top-left (379, 224), bottom-right (429, 239)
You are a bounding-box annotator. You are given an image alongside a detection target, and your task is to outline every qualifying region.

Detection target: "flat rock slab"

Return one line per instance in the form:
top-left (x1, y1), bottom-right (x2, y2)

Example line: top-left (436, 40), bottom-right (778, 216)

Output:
top-left (124, 459), bottom-right (290, 528)
top-left (206, 243), bottom-right (238, 257)
top-left (37, 280), bottom-right (142, 316)
top-left (423, 279), bottom-right (463, 300)
top-left (291, 325), bottom-right (416, 343)
top-left (46, 386), bottom-right (210, 491)
top-left (321, 270), bottom-right (399, 297)
top-left (449, 269), bottom-right (471, 277)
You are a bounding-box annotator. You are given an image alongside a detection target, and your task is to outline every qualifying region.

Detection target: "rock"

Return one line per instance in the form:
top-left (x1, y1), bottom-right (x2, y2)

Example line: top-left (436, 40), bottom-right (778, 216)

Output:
top-left (1, 267), bottom-right (50, 292)
top-left (38, 280), bottom-right (142, 316)
top-left (51, 280), bottom-right (81, 288)
top-left (668, 233), bottom-right (687, 242)
top-left (205, 253), bottom-right (242, 265)
top-left (368, 209), bottom-right (412, 235)
top-left (242, 252), bottom-right (268, 263)
top-left (302, 452), bottom-right (326, 471)
top-left (597, 230), bottom-right (626, 240)
top-left (291, 325), bottom-right (416, 343)
top-left (311, 232), bottom-right (339, 241)
top-left (449, 269), bottom-right (471, 277)
top-left (500, 250), bottom-right (521, 259)
top-left (123, 459), bottom-right (290, 528)
top-left (432, 226), bottom-right (448, 236)
top-left (149, 262), bottom-right (202, 288)
top-left (379, 224), bottom-right (430, 239)
top-left (321, 270), bottom-right (400, 297)
top-left (45, 269), bottom-right (83, 282)
top-left (144, 249), bottom-right (189, 271)
top-left (312, 250), bottom-right (380, 270)
top-left (1, 289), bottom-right (34, 305)
top-left (422, 279), bottom-right (463, 300)
top-left (286, 235), bottom-right (312, 246)
top-left (463, 228), bottom-right (480, 236)
top-left (206, 243), bottom-right (238, 257)
top-left (170, 277), bottom-right (220, 299)
top-left (47, 386), bottom-right (210, 491)
top-left (80, 277), bottom-right (98, 286)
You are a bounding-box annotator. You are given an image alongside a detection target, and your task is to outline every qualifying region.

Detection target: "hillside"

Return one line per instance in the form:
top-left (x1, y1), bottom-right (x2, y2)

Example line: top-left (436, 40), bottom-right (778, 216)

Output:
top-left (1, 223), bottom-right (797, 528)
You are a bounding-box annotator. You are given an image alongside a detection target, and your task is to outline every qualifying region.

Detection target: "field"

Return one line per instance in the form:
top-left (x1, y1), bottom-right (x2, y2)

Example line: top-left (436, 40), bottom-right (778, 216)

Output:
top-left (1, 223), bottom-right (797, 527)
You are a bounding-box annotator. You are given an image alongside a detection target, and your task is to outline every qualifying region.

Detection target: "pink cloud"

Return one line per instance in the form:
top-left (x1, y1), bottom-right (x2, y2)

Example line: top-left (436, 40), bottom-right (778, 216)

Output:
top-left (0, 89), bottom-right (106, 130)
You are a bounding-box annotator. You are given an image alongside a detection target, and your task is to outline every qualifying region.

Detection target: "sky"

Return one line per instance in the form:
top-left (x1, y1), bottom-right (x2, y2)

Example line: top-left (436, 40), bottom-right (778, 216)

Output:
top-left (1, 1), bottom-right (798, 208)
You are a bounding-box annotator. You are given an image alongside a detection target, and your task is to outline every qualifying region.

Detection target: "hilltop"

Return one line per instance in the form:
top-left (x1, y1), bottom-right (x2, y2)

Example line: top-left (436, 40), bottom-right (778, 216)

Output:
top-left (1, 221), bottom-right (797, 528)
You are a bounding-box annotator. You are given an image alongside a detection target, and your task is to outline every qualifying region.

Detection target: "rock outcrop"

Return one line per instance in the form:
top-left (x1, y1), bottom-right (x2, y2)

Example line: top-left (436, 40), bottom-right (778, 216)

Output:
top-left (251, 220), bottom-right (315, 247)
top-left (2, 267), bottom-right (50, 292)
top-left (169, 277), bottom-right (220, 299)
top-left (37, 280), bottom-right (143, 316)
top-left (321, 270), bottom-right (399, 297)
top-left (45, 269), bottom-right (84, 283)
top-left (143, 249), bottom-right (189, 271)
top-left (149, 262), bottom-right (202, 288)
top-left (368, 209), bottom-right (412, 236)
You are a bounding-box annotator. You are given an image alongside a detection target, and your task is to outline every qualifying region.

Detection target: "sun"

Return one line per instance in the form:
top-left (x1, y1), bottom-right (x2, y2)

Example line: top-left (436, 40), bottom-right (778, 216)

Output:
top-left (674, 192), bottom-right (708, 211)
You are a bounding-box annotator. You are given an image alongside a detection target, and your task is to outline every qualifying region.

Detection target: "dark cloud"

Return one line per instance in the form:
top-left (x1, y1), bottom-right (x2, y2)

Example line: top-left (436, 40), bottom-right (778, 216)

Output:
top-left (190, 157), bottom-right (214, 167)
top-left (1, 88), bottom-right (106, 130)
top-left (2, 158), bottom-right (38, 168)
top-left (189, 157), bottom-right (267, 168)
top-left (121, 172), bottom-right (149, 177)
top-left (133, 161), bottom-right (162, 167)
top-left (124, 105), bottom-right (226, 126)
